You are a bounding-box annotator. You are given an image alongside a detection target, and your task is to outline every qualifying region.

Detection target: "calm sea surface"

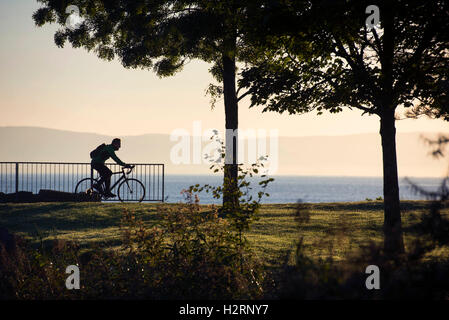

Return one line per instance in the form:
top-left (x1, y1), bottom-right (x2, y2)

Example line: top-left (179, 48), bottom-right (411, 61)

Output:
top-left (1, 173), bottom-right (443, 204)
top-left (164, 175), bottom-right (444, 204)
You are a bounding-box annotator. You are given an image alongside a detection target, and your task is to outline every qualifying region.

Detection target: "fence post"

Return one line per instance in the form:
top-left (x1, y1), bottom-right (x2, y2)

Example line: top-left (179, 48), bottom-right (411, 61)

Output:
top-left (162, 164), bottom-right (165, 202)
top-left (15, 162), bottom-right (19, 202)
top-left (15, 163), bottom-right (19, 194)
top-left (90, 166), bottom-right (93, 188)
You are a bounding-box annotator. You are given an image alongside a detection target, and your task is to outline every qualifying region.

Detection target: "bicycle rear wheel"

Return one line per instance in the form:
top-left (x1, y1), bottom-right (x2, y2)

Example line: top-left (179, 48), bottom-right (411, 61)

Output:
top-left (117, 178), bottom-right (145, 202)
top-left (75, 178), bottom-right (99, 194)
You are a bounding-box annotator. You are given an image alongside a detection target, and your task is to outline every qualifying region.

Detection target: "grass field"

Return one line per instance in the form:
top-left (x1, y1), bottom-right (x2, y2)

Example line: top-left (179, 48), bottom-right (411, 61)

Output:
top-left (1, 201), bottom-right (448, 265)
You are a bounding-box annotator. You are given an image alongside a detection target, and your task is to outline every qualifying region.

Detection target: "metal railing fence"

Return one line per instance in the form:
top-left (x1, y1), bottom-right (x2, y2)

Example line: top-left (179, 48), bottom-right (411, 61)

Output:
top-left (0, 162), bottom-right (164, 202)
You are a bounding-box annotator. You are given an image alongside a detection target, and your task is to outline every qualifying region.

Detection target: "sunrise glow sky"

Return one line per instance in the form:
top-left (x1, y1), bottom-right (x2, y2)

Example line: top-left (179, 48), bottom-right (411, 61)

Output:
top-left (1, 0), bottom-right (448, 138)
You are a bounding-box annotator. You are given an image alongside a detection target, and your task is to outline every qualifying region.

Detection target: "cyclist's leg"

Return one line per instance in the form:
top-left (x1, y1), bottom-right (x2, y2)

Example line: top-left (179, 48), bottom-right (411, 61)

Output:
top-left (103, 166), bottom-right (113, 193)
top-left (92, 163), bottom-right (111, 192)
top-left (97, 164), bottom-right (114, 196)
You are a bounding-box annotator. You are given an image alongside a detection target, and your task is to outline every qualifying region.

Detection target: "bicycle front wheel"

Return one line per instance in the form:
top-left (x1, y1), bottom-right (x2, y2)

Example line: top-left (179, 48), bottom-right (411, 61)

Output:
top-left (117, 178), bottom-right (145, 202)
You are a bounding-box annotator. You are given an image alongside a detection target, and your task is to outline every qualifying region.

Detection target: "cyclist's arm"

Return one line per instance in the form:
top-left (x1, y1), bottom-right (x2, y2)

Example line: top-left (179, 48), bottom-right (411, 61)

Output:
top-left (107, 148), bottom-right (127, 167)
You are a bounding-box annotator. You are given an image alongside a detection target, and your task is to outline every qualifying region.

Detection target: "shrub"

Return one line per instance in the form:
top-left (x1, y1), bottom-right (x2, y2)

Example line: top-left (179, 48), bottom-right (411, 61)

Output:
top-left (117, 195), bottom-right (267, 299)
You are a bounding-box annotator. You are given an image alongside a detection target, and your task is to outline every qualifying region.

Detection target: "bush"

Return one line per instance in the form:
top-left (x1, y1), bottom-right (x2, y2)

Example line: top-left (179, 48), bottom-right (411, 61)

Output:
top-left (117, 194), bottom-right (266, 299)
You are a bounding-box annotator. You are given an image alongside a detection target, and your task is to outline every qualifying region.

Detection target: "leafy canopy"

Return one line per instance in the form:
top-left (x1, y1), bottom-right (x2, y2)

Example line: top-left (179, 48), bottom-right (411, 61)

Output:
top-left (33, 0), bottom-right (264, 83)
top-left (238, 0), bottom-right (449, 118)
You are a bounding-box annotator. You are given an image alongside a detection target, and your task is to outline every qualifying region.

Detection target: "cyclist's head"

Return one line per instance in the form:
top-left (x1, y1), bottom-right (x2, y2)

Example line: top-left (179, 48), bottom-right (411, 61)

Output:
top-left (112, 138), bottom-right (121, 150)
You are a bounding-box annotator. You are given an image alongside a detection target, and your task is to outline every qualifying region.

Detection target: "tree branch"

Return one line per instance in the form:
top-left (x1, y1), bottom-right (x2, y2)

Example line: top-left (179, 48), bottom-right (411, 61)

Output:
top-left (393, 20), bottom-right (437, 97)
top-left (371, 27), bottom-right (383, 57)
top-left (237, 88), bottom-right (252, 102)
top-left (333, 35), bottom-right (380, 104)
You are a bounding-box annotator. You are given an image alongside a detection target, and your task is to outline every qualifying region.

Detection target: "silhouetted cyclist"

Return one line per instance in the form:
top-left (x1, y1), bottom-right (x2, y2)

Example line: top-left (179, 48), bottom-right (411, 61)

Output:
top-left (90, 138), bottom-right (131, 198)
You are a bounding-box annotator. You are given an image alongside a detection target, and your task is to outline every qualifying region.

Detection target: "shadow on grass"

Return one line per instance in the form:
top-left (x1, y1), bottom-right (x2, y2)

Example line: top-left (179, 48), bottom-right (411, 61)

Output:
top-left (0, 202), bottom-right (164, 237)
top-left (1, 202), bottom-right (77, 215)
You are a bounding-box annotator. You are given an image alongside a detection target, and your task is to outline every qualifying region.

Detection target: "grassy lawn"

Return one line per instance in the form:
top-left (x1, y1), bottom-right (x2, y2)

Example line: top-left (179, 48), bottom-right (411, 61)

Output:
top-left (1, 201), bottom-right (448, 265)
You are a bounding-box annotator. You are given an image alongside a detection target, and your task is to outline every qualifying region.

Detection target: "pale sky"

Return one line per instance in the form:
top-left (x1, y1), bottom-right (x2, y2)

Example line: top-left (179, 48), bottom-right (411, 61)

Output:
top-left (1, 0), bottom-right (448, 138)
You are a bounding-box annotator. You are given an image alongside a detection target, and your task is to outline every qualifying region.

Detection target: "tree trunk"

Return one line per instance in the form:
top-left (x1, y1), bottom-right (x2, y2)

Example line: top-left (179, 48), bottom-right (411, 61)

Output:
top-left (222, 39), bottom-right (239, 212)
top-left (379, 108), bottom-right (405, 255)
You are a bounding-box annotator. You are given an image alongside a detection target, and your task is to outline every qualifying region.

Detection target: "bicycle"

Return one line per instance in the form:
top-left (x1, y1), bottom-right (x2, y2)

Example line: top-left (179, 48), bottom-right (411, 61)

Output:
top-left (74, 165), bottom-right (146, 202)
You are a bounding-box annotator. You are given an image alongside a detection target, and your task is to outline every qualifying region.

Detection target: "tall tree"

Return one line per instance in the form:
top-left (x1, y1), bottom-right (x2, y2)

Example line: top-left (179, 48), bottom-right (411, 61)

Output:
top-left (33, 0), bottom-right (262, 211)
top-left (239, 0), bottom-right (449, 255)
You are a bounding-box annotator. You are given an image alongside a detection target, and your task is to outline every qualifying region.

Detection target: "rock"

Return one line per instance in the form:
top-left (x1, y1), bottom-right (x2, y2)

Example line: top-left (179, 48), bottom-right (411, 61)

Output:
top-left (0, 190), bottom-right (101, 203)
top-left (0, 191), bottom-right (36, 203)
top-left (38, 189), bottom-right (101, 202)
top-left (38, 189), bottom-right (77, 202)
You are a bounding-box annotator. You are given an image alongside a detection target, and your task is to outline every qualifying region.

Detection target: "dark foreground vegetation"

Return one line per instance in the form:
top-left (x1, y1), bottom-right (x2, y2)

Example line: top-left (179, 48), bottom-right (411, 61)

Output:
top-left (1, 198), bottom-right (449, 299)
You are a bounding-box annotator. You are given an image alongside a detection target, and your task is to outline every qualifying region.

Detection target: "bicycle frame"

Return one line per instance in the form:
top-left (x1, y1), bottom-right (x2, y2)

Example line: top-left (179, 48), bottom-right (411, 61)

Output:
top-left (95, 167), bottom-right (134, 194)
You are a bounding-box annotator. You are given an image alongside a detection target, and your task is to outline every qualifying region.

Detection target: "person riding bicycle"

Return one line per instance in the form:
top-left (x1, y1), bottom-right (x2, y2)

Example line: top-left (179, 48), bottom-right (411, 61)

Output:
top-left (90, 138), bottom-right (131, 198)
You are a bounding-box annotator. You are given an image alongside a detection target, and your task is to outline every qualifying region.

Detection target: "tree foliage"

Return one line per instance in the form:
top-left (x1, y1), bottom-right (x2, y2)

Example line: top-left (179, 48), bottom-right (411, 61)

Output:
top-left (34, 0), bottom-right (261, 85)
top-left (239, 0), bottom-right (449, 118)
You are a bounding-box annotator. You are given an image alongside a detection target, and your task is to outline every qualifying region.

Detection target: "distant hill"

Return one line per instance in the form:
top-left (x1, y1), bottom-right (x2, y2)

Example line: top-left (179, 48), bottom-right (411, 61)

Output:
top-left (0, 126), bottom-right (447, 177)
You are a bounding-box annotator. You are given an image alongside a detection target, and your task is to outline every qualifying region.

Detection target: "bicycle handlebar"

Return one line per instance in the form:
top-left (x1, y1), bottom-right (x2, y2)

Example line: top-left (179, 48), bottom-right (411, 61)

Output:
top-left (123, 165), bottom-right (135, 175)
